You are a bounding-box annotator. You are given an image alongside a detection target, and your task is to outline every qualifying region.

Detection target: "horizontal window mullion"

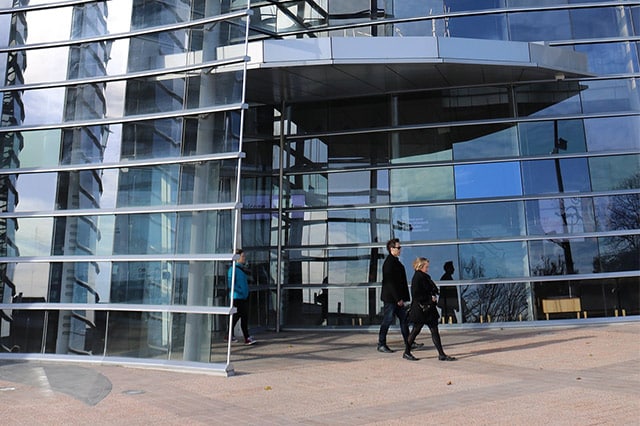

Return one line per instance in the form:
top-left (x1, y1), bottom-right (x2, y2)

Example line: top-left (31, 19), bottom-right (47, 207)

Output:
top-left (0, 56), bottom-right (248, 94)
top-left (278, 269), bottom-right (640, 290)
top-left (281, 229), bottom-right (640, 251)
top-left (0, 102), bottom-right (247, 133)
top-left (0, 151), bottom-right (244, 175)
top-left (0, 253), bottom-right (236, 263)
top-left (0, 0), bottom-right (104, 14)
top-left (0, 202), bottom-right (241, 219)
top-left (0, 302), bottom-right (235, 315)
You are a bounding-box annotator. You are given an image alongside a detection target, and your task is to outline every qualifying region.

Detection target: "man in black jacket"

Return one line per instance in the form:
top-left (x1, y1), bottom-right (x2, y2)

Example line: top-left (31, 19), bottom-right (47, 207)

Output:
top-left (377, 238), bottom-right (411, 353)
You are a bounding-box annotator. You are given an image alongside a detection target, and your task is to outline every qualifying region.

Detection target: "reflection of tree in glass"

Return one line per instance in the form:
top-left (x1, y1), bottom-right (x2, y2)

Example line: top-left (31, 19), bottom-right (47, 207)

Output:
top-left (460, 256), bottom-right (529, 322)
top-left (595, 173), bottom-right (640, 272)
top-left (532, 255), bottom-right (567, 276)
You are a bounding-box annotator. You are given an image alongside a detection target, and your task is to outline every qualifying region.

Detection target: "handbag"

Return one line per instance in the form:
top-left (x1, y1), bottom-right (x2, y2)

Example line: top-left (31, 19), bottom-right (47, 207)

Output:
top-left (419, 303), bottom-right (432, 313)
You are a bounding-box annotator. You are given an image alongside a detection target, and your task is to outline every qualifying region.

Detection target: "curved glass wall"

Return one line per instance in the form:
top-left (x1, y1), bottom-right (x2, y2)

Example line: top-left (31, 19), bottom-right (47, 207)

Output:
top-left (239, 1), bottom-right (639, 329)
top-left (0, 0), bottom-right (250, 373)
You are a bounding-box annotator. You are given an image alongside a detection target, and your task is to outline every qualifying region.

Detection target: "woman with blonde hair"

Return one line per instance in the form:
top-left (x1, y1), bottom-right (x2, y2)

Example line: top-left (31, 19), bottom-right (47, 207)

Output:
top-left (404, 257), bottom-right (456, 361)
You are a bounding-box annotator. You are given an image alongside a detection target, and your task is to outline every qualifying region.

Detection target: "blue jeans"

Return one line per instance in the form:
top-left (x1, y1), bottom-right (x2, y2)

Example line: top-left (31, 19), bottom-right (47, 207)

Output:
top-left (378, 302), bottom-right (410, 347)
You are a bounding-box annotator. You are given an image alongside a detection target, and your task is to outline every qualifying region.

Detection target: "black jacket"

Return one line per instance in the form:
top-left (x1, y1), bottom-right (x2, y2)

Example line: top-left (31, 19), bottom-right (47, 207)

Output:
top-left (381, 255), bottom-right (410, 304)
top-left (409, 270), bottom-right (440, 326)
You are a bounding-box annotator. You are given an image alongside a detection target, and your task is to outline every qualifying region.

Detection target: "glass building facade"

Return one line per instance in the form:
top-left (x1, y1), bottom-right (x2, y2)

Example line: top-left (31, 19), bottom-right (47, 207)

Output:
top-left (1, 0), bottom-right (638, 374)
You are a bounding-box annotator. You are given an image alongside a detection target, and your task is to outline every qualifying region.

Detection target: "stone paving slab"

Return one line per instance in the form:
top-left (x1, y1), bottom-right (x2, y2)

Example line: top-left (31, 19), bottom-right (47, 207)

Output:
top-left (1, 321), bottom-right (638, 425)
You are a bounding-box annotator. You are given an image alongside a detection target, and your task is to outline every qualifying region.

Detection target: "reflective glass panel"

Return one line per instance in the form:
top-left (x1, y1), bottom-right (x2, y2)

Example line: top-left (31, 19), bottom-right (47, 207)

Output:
top-left (391, 205), bottom-right (457, 242)
top-left (584, 116), bottom-right (640, 152)
top-left (452, 123), bottom-right (518, 160)
top-left (398, 87), bottom-right (513, 125)
top-left (19, 87), bottom-right (66, 127)
top-left (14, 173), bottom-right (57, 211)
top-left (570, 7), bottom-right (633, 39)
top-left (522, 158), bottom-right (591, 195)
top-left (399, 244), bottom-right (459, 286)
top-left (282, 287), bottom-right (375, 327)
top-left (459, 241), bottom-right (528, 279)
top-left (519, 119), bottom-right (586, 156)
top-left (11, 217), bottom-right (53, 256)
top-left (391, 166), bottom-right (454, 202)
top-left (454, 162), bottom-right (522, 199)
top-left (457, 201), bottom-right (525, 239)
top-left (508, 10), bottom-right (571, 42)
top-left (328, 209), bottom-right (391, 245)
top-left (525, 198), bottom-right (596, 236)
top-left (115, 161), bottom-right (237, 207)
top-left (105, 311), bottom-right (215, 363)
top-left (20, 46), bottom-right (70, 84)
top-left (326, 248), bottom-right (381, 286)
top-left (289, 97), bottom-right (389, 134)
top-left (459, 282), bottom-right (532, 323)
top-left (325, 133), bottom-right (389, 169)
top-left (5, 263), bottom-right (51, 302)
top-left (448, 13), bottom-right (509, 40)
top-left (589, 154), bottom-right (640, 191)
top-left (297, 211), bottom-right (328, 246)
top-left (576, 42), bottom-right (639, 75)
top-left (329, 170), bottom-right (389, 206)
top-left (515, 82), bottom-right (582, 118)
top-left (11, 130), bottom-right (62, 169)
top-left (594, 194), bottom-right (640, 232)
top-left (580, 79), bottom-right (640, 114)
top-left (597, 236), bottom-right (640, 272)
top-left (528, 237), bottom-right (600, 276)
top-left (392, 128), bottom-right (452, 164)
top-left (286, 174), bottom-right (328, 208)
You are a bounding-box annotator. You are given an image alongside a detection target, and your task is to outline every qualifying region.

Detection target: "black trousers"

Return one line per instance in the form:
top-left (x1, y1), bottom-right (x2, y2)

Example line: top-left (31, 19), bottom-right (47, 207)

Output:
top-left (406, 322), bottom-right (446, 357)
top-left (230, 298), bottom-right (249, 339)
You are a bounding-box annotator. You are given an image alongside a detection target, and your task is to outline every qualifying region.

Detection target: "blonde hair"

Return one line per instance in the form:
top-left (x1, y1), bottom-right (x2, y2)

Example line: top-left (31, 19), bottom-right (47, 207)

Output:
top-left (413, 257), bottom-right (429, 271)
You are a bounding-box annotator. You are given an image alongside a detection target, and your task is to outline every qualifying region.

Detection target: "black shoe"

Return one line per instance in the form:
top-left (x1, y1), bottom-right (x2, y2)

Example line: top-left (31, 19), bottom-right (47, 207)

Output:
top-left (403, 352), bottom-right (418, 361)
top-left (411, 342), bottom-right (424, 350)
top-left (438, 355), bottom-right (456, 361)
top-left (377, 345), bottom-right (394, 353)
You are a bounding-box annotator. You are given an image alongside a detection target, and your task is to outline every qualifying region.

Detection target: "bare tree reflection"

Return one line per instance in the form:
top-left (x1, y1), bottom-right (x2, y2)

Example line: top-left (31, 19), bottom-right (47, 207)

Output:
top-left (594, 173), bottom-right (640, 272)
top-left (460, 256), bottom-right (530, 322)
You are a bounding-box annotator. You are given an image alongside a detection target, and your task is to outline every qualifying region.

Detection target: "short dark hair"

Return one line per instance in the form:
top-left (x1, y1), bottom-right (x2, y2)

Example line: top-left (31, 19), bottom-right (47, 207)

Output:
top-left (235, 249), bottom-right (244, 255)
top-left (386, 238), bottom-right (400, 253)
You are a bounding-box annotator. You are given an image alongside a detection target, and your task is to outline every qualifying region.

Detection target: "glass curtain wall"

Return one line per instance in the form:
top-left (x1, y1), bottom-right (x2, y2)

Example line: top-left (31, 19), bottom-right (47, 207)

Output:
top-left (240, 1), bottom-right (639, 329)
top-left (0, 0), bottom-right (250, 372)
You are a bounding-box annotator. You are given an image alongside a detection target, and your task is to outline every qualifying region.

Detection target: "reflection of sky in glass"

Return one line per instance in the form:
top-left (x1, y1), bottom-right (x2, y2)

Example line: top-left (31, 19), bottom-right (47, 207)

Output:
top-left (13, 217), bottom-right (53, 256)
top-left (12, 263), bottom-right (50, 299)
top-left (21, 88), bottom-right (66, 126)
top-left (585, 116), bottom-right (640, 152)
top-left (455, 162), bottom-right (522, 199)
top-left (15, 173), bottom-right (57, 211)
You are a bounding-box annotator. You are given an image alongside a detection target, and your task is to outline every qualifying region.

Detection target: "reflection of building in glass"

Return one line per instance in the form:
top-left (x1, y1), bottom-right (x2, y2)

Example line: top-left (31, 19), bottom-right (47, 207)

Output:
top-left (0, 2), bottom-right (26, 352)
top-left (1, 2), bottom-right (639, 373)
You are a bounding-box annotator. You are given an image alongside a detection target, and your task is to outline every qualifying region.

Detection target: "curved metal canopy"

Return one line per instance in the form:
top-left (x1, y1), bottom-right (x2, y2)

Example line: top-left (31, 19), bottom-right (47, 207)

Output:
top-left (220, 36), bottom-right (591, 104)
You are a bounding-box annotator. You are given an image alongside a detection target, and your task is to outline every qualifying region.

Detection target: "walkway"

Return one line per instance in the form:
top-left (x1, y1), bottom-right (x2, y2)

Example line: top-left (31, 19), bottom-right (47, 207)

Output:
top-left (1, 321), bottom-right (639, 425)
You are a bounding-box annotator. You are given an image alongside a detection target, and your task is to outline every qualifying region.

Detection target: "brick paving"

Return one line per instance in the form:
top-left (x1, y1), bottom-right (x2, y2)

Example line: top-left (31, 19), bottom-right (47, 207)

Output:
top-left (1, 321), bottom-right (638, 425)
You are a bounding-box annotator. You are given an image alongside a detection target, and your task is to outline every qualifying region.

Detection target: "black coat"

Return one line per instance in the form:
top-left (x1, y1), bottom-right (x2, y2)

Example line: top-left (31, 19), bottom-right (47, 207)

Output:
top-left (409, 270), bottom-right (440, 326)
top-left (381, 255), bottom-right (410, 304)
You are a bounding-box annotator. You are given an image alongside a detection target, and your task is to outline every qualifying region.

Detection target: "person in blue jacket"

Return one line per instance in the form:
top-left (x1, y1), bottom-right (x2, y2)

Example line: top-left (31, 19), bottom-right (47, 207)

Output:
top-left (227, 249), bottom-right (256, 345)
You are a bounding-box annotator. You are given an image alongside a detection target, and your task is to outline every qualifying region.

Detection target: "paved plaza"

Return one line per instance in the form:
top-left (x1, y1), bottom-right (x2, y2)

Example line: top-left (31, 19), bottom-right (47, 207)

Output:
top-left (1, 321), bottom-right (639, 425)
